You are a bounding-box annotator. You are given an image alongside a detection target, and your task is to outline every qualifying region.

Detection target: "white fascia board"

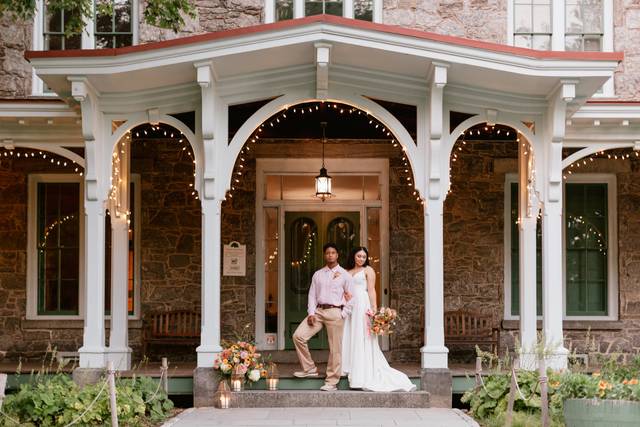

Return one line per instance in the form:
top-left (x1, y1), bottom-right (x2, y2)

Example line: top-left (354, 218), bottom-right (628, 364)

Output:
top-left (29, 22), bottom-right (620, 81)
top-left (572, 104), bottom-right (640, 120)
top-left (98, 82), bottom-right (200, 114)
top-left (0, 101), bottom-right (78, 118)
top-left (445, 84), bottom-right (548, 115)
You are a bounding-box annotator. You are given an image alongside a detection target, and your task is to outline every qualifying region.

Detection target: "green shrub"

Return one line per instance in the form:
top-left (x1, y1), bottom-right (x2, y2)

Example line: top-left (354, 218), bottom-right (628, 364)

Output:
top-left (0, 373), bottom-right (173, 426)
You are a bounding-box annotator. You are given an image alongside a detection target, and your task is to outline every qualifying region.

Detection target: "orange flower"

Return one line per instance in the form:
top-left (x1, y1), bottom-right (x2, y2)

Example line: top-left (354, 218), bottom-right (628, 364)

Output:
top-left (598, 380), bottom-right (611, 390)
top-left (550, 381), bottom-right (561, 388)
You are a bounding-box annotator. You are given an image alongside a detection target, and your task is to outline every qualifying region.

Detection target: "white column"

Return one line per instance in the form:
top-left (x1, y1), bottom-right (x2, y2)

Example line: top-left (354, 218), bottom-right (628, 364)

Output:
top-left (542, 200), bottom-right (568, 370)
top-left (79, 200), bottom-right (108, 368)
top-left (518, 142), bottom-right (538, 370)
top-left (519, 216), bottom-right (538, 369)
top-left (197, 198), bottom-right (224, 367)
top-left (293, 0), bottom-right (304, 18)
top-left (421, 199), bottom-right (448, 369)
top-left (107, 216), bottom-right (132, 370)
top-left (264, 0), bottom-right (275, 23)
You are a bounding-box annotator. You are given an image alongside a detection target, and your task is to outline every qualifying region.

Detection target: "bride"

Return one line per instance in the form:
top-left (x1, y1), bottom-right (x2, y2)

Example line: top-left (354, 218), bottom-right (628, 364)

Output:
top-left (341, 246), bottom-right (416, 392)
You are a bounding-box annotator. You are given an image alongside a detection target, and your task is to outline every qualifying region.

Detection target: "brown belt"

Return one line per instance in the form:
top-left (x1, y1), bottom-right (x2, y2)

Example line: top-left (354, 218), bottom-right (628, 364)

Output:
top-left (317, 304), bottom-right (343, 310)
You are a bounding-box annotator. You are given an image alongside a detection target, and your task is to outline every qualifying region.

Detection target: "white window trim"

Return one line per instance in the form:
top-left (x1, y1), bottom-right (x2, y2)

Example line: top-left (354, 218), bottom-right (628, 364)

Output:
top-left (27, 173), bottom-right (85, 320)
top-left (255, 158), bottom-right (390, 351)
top-left (503, 173), bottom-right (618, 321)
top-left (27, 173), bottom-right (142, 320)
top-left (507, 0), bottom-right (614, 97)
top-left (31, 0), bottom-right (139, 96)
top-left (264, 0), bottom-right (381, 23)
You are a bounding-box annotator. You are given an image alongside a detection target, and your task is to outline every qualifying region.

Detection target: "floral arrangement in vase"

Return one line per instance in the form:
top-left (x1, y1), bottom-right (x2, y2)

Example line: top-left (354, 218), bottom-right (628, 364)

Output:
top-left (213, 324), bottom-right (267, 385)
top-left (366, 307), bottom-right (398, 336)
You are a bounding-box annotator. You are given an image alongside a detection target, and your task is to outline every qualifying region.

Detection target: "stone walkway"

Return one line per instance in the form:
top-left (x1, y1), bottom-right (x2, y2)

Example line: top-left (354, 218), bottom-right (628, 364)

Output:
top-left (162, 407), bottom-right (479, 427)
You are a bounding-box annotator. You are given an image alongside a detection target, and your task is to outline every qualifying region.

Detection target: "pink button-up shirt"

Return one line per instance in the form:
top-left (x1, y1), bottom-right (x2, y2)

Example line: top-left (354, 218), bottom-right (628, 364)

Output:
top-left (307, 264), bottom-right (354, 319)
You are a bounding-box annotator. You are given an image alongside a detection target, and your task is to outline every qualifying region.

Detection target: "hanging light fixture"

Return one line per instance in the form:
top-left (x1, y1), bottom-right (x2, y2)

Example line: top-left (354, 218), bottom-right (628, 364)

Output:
top-left (315, 121), bottom-right (332, 201)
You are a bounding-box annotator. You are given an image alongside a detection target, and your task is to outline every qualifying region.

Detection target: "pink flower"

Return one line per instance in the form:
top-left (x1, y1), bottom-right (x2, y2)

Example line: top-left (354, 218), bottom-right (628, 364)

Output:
top-left (240, 351), bottom-right (248, 360)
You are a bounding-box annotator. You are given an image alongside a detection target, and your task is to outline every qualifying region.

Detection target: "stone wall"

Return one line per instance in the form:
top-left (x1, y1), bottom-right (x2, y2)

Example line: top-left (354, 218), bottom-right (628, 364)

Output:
top-left (0, 13), bottom-right (33, 98)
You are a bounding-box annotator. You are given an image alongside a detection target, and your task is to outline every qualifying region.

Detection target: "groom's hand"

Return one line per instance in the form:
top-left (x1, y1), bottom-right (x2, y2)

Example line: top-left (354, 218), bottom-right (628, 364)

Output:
top-left (307, 315), bottom-right (316, 326)
top-left (344, 291), bottom-right (352, 301)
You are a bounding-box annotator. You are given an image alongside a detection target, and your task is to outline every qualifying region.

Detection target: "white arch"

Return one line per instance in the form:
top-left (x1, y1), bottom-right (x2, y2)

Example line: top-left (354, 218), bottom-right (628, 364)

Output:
top-left (562, 142), bottom-right (634, 169)
top-left (107, 113), bottom-right (202, 197)
top-left (224, 89), bottom-right (423, 196)
top-left (2, 143), bottom-right (85, 167)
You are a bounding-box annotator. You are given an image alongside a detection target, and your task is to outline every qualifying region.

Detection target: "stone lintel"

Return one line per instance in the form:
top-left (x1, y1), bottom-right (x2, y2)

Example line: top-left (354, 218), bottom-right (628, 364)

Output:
top-left (420, 368), bottom-right (452, 408)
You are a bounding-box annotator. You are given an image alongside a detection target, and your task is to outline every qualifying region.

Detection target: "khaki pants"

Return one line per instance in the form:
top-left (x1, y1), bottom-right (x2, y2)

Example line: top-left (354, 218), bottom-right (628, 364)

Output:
top-left (293, 308), bottom-right (344, 386)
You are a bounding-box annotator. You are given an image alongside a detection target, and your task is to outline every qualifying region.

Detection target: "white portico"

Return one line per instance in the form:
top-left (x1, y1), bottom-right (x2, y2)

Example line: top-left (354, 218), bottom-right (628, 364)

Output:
top-left (25, 14), bottom-right (621, 405)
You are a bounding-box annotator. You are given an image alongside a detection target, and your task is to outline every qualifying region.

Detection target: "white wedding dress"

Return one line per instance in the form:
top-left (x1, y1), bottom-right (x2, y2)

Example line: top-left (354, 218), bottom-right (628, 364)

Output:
top-left (341, 269), bottom-right (416, 392)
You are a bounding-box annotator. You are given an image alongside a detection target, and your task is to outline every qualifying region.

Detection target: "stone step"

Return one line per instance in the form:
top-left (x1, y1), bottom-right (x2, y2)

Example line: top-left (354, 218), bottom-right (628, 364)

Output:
top-left (247, 377), bottom-right (421, 391)
top-left (226, 390), bottom-right (430, 408)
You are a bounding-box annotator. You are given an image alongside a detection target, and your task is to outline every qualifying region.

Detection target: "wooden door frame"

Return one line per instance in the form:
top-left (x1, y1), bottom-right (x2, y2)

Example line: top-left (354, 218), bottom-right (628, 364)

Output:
top-left (255, 158), bottom-right (390, 351)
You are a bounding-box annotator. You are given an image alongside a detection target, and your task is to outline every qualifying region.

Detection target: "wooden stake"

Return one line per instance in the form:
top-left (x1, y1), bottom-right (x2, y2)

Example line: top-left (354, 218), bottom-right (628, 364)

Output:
top-left (505, 358), bottom-right (519, 427)
top-left (475, 356), bottom-right (482, 388)
top-left (161, 357), bottom-right (169, 395)
top-left (107, 361), bottom-right (119, 427)
top-left (0, 373), bottom-right (7, 410)
top-left (539, 356), bottom-right (549, 427)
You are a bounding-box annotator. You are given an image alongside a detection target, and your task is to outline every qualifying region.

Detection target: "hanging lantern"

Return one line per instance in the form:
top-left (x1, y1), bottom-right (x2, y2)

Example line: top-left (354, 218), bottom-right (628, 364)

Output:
top-left (231, 365), bottom-right (244, 392)
top-left (214, 380), bottom-right (231, 409)
top-left (266, 363), bottom-right (279, 391)
top-left (315, 121), bottom-right (333, 201)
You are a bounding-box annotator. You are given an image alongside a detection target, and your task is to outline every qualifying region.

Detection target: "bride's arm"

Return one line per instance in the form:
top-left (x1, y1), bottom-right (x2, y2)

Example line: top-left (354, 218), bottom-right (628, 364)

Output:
top-left (366, 267), bottom-right (377, 312)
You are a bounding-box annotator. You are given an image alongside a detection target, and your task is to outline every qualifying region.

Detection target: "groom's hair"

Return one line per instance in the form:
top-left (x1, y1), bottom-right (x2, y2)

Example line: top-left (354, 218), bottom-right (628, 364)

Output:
top-left (323, 242), bottom-right (339, 253)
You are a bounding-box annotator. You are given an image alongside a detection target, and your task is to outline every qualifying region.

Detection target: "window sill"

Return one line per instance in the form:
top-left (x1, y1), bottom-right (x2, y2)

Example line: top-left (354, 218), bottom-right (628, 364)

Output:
top-left (501, 319), bottom-right (624, 331)
top-left (22, 319), bottom-right (144, 330)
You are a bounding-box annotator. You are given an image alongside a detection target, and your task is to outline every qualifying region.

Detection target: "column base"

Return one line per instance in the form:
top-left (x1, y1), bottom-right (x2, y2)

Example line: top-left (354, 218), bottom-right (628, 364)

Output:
top-left (545, 347), bottom-right (569, 371)
top-left (106, 347), bottom-right (132, 371)
top-left (72, 367), bottom-right (104, 388)
top-left (420, 345), bottom-right (449, 369)
top-left (78, 345), bottom-right (107, 369)
top-left (420, 368), bottom-right (452, 408)
top-left (193, 367), bottom-right (220, 408)
top-left (196, 345), bottom-right (222, 368)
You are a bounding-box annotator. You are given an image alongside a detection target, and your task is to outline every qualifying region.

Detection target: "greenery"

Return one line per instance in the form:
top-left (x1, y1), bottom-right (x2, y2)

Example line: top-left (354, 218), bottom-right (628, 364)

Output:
top-left (462, 354), bottom-right (640, 427)
top-left (0, 0), bottom-right (196, 35)
top-left (0, 373), bottom-right (174, 426)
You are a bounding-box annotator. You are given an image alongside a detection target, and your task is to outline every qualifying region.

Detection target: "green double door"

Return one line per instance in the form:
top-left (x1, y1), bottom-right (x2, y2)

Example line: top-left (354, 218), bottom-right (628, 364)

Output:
top-left (284, 211), bottom-right (360, 350)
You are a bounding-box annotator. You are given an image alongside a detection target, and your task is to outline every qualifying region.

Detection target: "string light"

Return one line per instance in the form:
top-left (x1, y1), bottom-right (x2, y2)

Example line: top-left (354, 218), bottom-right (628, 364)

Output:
top-left (564, 148), bottom-right (639, 180)
top-left (224, 102), bottom-right (421, 204)
top-left (0, 147), bottom-right (83, 176)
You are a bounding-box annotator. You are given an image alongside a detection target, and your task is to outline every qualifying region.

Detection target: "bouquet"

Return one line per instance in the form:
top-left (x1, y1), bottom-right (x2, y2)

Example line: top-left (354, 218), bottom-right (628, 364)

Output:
top-left (366, 307), bottom-right (398, 336)
top-left (213, 340), bottom-right (267, 383)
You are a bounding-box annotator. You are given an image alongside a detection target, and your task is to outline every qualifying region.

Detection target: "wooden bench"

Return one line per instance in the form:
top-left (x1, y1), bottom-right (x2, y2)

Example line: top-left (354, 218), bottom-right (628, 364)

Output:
top-left (419, 308), bottom-right (500, 354)
top-left (444, 310), bottom-right (500, 355)
top-left (142, 310), bottom-right (201, 357)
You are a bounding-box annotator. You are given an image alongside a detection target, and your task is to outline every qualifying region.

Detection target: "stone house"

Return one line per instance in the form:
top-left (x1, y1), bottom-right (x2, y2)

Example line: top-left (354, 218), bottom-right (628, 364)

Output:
top-left (1, 0), bottom-right (639, 406)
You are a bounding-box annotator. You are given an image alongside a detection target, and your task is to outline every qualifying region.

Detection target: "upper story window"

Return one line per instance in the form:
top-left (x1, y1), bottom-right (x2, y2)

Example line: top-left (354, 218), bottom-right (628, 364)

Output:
top-left (513, 0), bottom-right (552, 50)
top-left (269, 0), bottom-right (378, 23)
top-left (95, 0), bottom-right (134, 48)
top-left (43, 5), bottom-right (81, 50)
top-left (565, 0), bottom-right (603, 51)
top-left (305, 0), bottom-right (343, 16)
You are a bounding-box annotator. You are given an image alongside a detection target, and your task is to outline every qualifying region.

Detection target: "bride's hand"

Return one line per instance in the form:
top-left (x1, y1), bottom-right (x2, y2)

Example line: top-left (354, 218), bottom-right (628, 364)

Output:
top-left (344, 291), bottom-right (352, 301)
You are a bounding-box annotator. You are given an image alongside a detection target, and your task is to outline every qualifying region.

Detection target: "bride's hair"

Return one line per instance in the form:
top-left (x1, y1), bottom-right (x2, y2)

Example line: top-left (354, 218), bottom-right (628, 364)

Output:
top-left (346, 246), bottom-right (370, 270)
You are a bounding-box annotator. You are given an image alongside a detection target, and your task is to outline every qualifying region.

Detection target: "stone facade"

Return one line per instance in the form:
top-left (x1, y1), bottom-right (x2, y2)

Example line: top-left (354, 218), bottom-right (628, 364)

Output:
top-left (2, 2), bottom-right (640, 99)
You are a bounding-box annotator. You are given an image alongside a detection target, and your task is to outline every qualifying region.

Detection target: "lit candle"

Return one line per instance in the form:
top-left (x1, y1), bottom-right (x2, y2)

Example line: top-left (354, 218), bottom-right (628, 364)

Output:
top-left (219, 394), bottom-right (230, 409)
top-left (267, 378), bottom-right (279, 391)
top-left (231, 379), bottom-right (242, 392)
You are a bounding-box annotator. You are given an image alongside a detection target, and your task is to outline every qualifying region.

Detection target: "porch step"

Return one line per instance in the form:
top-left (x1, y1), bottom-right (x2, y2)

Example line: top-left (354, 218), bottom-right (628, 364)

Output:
top-left (249, 377), bottom-right (421, 391)
top-left (227, 390), bottom-right (430, 408)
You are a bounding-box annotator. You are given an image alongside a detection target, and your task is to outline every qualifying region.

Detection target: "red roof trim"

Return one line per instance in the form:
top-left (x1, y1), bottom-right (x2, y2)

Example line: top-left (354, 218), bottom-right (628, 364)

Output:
top-left (25, 15), bottom-right (623, 62)
top-left (0, 97), bottom-right (66, 103)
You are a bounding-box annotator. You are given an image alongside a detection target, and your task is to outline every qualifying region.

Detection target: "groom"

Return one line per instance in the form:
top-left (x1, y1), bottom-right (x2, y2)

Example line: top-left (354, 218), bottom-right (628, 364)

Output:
top-left (292, 243), bottom-right (353, 391)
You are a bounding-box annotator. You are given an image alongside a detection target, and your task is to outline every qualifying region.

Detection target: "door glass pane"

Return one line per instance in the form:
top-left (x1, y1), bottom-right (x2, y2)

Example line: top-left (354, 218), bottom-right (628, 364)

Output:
top-left (326, 216), bottom-right (357, 267)
top-left (264, 207), bottom-right (279, 334)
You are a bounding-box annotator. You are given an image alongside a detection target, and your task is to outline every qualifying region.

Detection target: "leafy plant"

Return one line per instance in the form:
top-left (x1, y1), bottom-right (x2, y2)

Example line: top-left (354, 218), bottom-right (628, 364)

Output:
top-left (0, 373), bottom-right (174, 426)
top-left (0, 0), bottom-right (196, 35)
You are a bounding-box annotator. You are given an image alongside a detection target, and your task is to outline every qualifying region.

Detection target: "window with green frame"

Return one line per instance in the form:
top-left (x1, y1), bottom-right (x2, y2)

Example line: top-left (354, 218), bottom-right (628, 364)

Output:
top-left (565, 183), bottom-right (608, 316)
top-left (43, 2), bottom-right (82, 51)
top-left (37, 182), bottom-right (81, 315)
top-left (95, 0), bottom-right (134, 49)
top-left (510, 181), bottom-right (609, 317)
top-left (510, 183), bottom-right (542, 316)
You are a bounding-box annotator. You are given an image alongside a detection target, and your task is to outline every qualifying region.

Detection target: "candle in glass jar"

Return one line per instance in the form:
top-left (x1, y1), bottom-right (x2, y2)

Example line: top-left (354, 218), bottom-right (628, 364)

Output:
top-left (267, 378), bottom-right (278, 391)
top-left (219, 394), bottom-right (230, 409)
top-left (231, 379), bottom-right (242, 392)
